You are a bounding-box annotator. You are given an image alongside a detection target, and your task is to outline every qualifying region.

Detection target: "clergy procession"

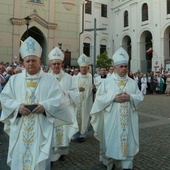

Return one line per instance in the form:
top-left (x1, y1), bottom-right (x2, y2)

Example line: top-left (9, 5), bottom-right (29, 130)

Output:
top-left (0, 36), bottom-right (144, 170)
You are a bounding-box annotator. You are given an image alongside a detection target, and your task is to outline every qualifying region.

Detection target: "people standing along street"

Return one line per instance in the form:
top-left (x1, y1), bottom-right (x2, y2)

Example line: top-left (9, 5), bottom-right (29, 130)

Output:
top-left (71, 54), bottom-right (93, 142)
top-left (48, 46), bottom-right (79, 162)
top-left (0, 64), bottom-right (6, 90)
top-left (146, 73), bottom-right (152, 94)
top-left (152, 74), bottom-right (158, 94)
top-left (141, 74), bottom-right (147, 95)
top-left (0, 36), bottom-right (73, 170)
top-left (90, 47), bottom-right (144, 170)
top-left (157, 73), bottom-right (164, 94)
top-left (165, 74), bottom-right (170, 96)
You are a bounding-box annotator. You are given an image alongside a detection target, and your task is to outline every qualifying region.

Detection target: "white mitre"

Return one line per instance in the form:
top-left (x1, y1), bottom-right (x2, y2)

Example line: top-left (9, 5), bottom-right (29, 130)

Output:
top-left (19, 36), bottom-right (42, 59)
top-left (48, 47), bottom-right (64, 61)
top-left (77, 53), bottom-right (90, 66)
top-left (112, 47), bottom-right (129, 66)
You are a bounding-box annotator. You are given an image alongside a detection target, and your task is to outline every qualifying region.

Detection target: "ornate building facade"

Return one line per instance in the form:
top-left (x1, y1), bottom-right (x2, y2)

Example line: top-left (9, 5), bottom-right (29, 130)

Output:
top-left (110, 0), bottom-right (170, 73)
top-left (82, 0), bottom-right (170, 73)
top-left (0, 0), bottom-right (81, 66)
top-left (1, 0), bottom-right (170, 72)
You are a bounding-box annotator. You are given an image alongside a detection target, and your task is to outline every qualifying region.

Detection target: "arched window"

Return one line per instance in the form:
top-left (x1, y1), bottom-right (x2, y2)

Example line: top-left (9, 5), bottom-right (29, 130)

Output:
top-left (124, 10), bottom-right (129, 27)
top-left (83, 43), bottom-right (90, 57)
top-left (167, 0), bottom-right (170, 14)
top-left (142, 3), bottom-right (148, 21)
top-left (100, 45), bottom-right (106, 54)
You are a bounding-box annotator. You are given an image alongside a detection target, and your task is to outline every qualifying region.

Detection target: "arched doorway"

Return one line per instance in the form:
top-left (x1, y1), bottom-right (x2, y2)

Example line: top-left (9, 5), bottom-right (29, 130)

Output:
top-left (20, 26), bottom-right (47, 65)
top-left (140, 31), bottom-right (152, 73)
top-left (122, 35), bottom-right (131, 71)
top-left (163, 26), bottom-right (170, 70)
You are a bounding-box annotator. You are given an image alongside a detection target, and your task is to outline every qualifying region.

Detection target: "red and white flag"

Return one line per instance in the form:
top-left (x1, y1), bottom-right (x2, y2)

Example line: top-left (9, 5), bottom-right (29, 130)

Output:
top-left (146, 47), bottom-right (153, 54)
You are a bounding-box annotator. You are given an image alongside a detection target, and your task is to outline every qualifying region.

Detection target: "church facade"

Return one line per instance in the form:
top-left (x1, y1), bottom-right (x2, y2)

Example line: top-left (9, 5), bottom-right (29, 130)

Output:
top-left (1, 0), bottom-right (170, 73)
top-left (0, 0), bottom-right (82, 66)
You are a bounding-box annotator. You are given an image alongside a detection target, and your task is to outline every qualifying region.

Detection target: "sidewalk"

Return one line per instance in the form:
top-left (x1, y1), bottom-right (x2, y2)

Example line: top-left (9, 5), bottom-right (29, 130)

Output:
top-left (0, 94), bottom-right (170, 170)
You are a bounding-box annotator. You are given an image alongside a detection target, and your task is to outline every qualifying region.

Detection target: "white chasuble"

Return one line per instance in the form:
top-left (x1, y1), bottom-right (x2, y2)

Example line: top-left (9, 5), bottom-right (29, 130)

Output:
top-left (0, 69), bottom-right (73, 170)
top-left (90, 73), bottom-right (144, 163)
top-left (51, 70), bottom-right (79, 160)
top-left (74, 72), bottom-right (93, 134)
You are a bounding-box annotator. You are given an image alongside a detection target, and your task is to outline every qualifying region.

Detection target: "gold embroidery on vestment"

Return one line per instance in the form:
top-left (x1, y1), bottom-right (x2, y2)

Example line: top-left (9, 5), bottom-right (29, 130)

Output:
top-left (56, 126), bottom-right (64, 145)
top-left (22, 114), bottom-right (35, 169)
top-left (27, 80), bottom-right (37, 88)
top-left (118, 81), bottom-right (126, 86)
top-left (77, 77), bottom-right (89, 129)
top-left (120, 102), bottom-right (128, 157)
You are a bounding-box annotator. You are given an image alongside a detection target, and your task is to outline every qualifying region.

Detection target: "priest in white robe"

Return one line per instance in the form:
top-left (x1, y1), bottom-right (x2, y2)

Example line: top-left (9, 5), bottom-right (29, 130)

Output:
top-left (94, 67), bottom-right (107, 90)
top-left (72, 54), bottom-right (93, 142)
top-left (48, 47), bottom-right (79, 161)
top-left (90, 47), bottom-right (144, 170)
top-left (0, 37), bottom-right (73, 170)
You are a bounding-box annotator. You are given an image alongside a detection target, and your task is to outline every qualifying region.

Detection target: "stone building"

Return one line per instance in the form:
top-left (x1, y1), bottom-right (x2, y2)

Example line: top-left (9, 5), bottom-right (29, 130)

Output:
top-left (1, 0), bottom-right (170, 73)
top-left (110, 0), bottom-right (170, 73)
top-left (0, 0), bottom-right (81, 66)
top-left (82, 0), bottom-right (170, 73)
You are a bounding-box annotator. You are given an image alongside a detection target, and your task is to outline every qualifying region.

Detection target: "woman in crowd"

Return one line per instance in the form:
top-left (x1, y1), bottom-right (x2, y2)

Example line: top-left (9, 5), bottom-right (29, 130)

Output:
top-left (141, 74), bottom-right (147, 95)
top-left (165, 74), bottom-right (170, 96)
top-left (152, 74), bottom-right (158, 94)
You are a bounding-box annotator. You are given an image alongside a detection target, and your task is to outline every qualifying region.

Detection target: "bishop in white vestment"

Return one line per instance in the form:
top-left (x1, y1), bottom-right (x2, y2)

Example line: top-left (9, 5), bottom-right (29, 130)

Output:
top-left (48, 47), bottom-right (79, 161)
top-left (72, 54), bottom-right (93, 142)
top-left (0, 37), bottom-right (73, 170)
top-left (90, 47), bottom-right (144, 170)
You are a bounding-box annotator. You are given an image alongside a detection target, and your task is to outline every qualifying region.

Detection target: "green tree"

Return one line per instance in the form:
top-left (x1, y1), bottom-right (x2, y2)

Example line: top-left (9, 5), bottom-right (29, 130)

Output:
top-left (96, 51), bottom-right (113, 69)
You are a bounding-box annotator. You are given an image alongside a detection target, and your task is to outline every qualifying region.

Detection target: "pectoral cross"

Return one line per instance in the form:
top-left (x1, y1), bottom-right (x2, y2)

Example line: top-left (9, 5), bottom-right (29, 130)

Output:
top-left (30, 92), bottom-right (36, 104)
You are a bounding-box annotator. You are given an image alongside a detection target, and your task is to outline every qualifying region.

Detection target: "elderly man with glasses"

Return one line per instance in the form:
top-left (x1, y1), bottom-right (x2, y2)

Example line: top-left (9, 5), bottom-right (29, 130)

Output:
top-left (48, 47), bottom-right (79, 162)
top-left (90, 47), bottom-right (144, 170)
top-left (0, 37), bottom-right (73, 170)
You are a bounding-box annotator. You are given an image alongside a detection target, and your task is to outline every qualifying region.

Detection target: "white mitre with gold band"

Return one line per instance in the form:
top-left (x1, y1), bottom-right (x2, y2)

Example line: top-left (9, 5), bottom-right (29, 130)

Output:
top-left (77, 53), bottom-right (90, 66)
top-left (48, 47), bottom-right (64, 61)
top-left (19, 36), bottom-right (42, 59)
top-left (112, 47), bottom-right (129, 66)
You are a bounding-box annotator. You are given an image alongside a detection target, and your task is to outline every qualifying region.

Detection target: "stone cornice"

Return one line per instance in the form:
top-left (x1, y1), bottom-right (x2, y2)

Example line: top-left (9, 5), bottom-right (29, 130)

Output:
top-left (10, 13), bottom-right (57, 29)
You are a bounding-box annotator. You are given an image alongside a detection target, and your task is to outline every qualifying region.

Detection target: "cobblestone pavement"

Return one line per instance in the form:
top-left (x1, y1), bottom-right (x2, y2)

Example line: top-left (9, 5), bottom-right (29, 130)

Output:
top-left (0, 94), bottom-right (170, 170)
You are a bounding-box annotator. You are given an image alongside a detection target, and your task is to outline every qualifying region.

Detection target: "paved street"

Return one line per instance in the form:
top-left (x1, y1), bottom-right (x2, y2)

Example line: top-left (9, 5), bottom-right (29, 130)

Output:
top-left (0, 94), bottom-right (170, 170)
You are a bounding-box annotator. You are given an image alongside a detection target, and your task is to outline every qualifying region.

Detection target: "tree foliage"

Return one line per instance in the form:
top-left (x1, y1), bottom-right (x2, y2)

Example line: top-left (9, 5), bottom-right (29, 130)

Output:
top-left (96, 51), bottom-right (113, 69)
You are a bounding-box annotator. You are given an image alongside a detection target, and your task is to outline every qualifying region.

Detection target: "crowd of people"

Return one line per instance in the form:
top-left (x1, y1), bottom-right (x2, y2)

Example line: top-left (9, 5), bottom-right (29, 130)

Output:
top-left (1, 58), bottom-right (170, 97)
top-left (129, 71), bottom-right (170, 96)
top-left (0, 37), bottom-right (169, 170)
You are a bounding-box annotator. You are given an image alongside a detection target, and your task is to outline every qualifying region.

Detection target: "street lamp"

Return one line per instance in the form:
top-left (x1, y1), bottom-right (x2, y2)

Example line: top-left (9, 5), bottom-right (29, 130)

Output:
top-left (24, 16), bottom-right (31, 38)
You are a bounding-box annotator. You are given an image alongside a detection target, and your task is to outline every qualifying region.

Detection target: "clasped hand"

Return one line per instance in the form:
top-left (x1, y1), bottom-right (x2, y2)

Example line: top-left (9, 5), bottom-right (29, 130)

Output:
top-left (18, 104), bottom-right (45, 115)
top-left (114, 92), bottom-right (130, 103)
